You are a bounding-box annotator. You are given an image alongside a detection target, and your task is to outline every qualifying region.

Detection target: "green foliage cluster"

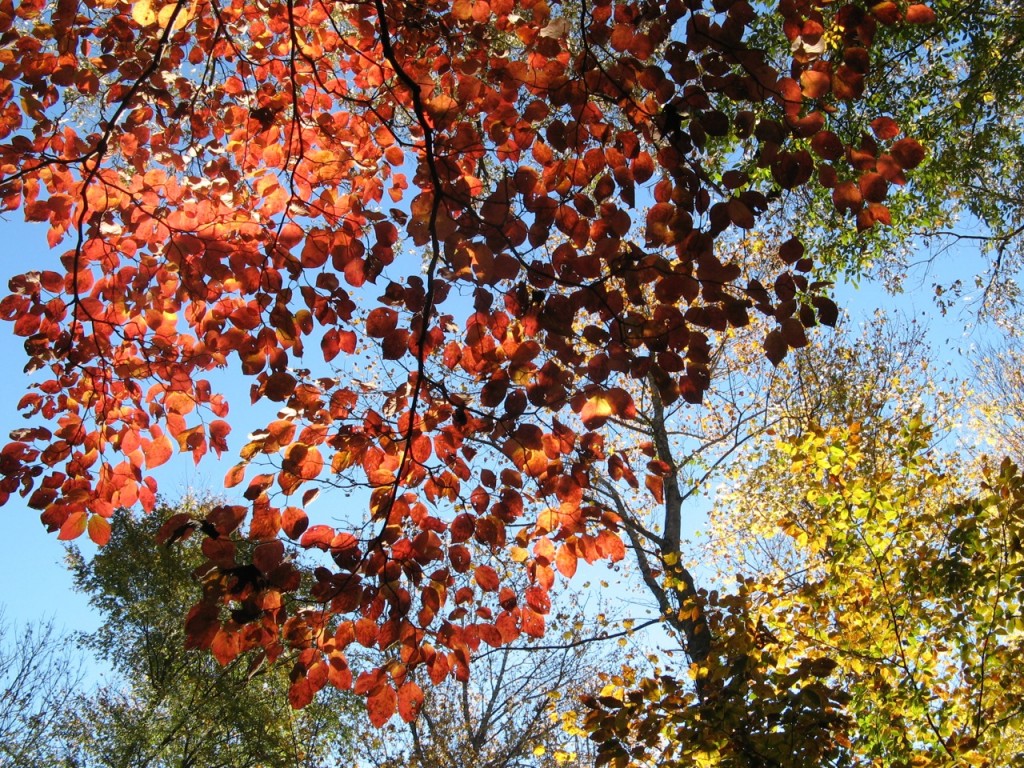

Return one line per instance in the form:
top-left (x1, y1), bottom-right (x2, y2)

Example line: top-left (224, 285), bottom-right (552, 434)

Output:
top-left (748, 0), bottom-right (1024, 305)
top-left (61, 503), bottom-right (360, 768)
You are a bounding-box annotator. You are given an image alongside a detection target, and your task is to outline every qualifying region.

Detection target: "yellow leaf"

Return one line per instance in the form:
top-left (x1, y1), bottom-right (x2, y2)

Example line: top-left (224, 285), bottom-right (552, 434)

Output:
top-left (131, 0), bottom-right (156, 26)
top-left (157, 0), bottom-right (192, 30)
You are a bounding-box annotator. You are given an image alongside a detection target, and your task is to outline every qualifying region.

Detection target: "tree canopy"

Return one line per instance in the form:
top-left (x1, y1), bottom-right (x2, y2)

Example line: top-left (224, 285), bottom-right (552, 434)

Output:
top-left (6, 0), bottom-right (1019, 758)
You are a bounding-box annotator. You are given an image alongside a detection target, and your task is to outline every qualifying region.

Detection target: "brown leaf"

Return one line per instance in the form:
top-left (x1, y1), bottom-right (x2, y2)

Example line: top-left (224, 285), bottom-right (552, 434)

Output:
top-left (764, 328), bottom-right (788, 366)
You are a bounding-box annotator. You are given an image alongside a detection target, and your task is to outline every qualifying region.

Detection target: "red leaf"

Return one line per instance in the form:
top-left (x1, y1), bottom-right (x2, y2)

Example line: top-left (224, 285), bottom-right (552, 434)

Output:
top-left (870, 116), bottom-right (900, 140)
top-left (410, 434), bottom-right (432, 464)
top-left (322, 328), bottom-right (357, 361)
top-left (807, 130), bottom-right (841, 162)
top-left (450, 513), bottom-right (475, 543)
top-left (905, 3), bottom-right (936, 23)
top-left (184, 603), bottom-right (220, 650)
top-left (283, 506), bottom-right (309, 539)
top-left (891, 138), bottom-right (926, 169)
top-left (367, 684), bottom-right (398, 727)
top-left (289, 677), bottom-right (315, 709)
top-left (300, 524), bottom-right (335, 549)
top-left (726, 197), bottom-right (755, 229)
top-left (426, 652), bottom-right (450, 685)
top-left (832, 181), bottom-right (863, 213)
top-left (355, 617), bottom-right (378, 647)
top-left (474, 564), bottom-right (500, 591)
top-left (366, 308), bottom-right (398, 337)
top-left (525, 585), bottom-right (551, 614)
top-left (478, 623), bottom-right (503, 647)
top-left (265, 371), bottom-right (297, 402)
top-left (397, 681), bottom-right (424, 722)
top-left (381, 329), bottom-right (409, 360)
top-left (253, 540), bottom-right (285, 572)
top-left (764, 329), bottom-right (788, 366)
top-left (249, 505), bottom-right (281, 540)
top-left (859, 172), bottom-right (888, 203)
top-left (156, 513), bottom-right (196, 545)
top-left (812, 296), bottom-right (840, 327)
top-left (355, 668), bottom-right (385, 696)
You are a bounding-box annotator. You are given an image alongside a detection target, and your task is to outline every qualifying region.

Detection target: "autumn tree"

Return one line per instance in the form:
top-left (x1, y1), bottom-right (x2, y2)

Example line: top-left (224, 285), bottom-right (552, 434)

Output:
top-left (573, 317), bottom-right (860, 766)
top-left (0, 0), bottom-right (935, 731)
top-left (582, 317), bottom-right (1024, 767)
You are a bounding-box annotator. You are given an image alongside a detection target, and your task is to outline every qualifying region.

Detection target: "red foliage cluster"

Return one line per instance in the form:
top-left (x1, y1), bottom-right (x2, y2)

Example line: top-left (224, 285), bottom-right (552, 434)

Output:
top-left (0, 0), bottom-right (929, 721)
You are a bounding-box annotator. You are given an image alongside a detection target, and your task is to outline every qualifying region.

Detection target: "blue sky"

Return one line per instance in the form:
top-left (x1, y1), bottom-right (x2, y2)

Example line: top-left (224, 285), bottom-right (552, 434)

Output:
top-left (0, 219), bottom-right (93, 634)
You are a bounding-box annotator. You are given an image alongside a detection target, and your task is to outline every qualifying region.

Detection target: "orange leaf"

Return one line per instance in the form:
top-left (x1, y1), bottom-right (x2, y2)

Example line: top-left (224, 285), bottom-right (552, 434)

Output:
top-left (225, 463), bottom-right (247, 488)
top-left (870, 1), bottom-right (901, 23)
top-left (596, 530), bottom-right (626, 562)
top-left (905, 3), bottom-right (936, 23)
top-left (645, 473), bottom-right (665, 504)
top-left (146, 433), bottom-right (174, 469)
top-left (367, 684), bottom-right (397, 727)
top-left (555, 544), bottom-right (578, 578)
top-left (579, 388), bottom-right (636, 430)
top-left (211, 628), bottom-right (240, 666)
top-left (397, 681), bottom-right (424, 722)
top-left (58, 511), bottom-right (87, 541)
top-left (521, 607), bottom-right (545, 638)
top-left (87, 515), bottom-right (112, 546)
top-left (249, 505), bottom-right (281, 540)
top-left (800, 70), bottom-right (831, 99)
